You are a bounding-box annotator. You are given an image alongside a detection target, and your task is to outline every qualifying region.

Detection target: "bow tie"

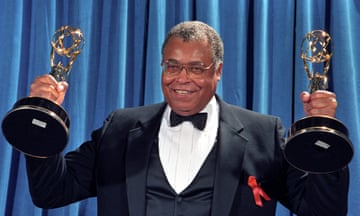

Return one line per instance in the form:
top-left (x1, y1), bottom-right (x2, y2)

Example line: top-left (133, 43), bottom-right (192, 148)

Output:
top-left (170, 111), bottom-right (208, 130)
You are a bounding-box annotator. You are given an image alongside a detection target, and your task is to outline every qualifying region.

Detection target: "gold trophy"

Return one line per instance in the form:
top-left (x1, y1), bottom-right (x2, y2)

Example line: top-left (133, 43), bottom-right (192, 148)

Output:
top-left (2, 26), bottom-right (85, 158)
top-left (284, 30), bottom-right (353, 173)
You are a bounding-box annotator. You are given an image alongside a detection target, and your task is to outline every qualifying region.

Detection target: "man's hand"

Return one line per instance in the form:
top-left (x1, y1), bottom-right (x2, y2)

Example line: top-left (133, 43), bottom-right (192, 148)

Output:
top-left (300, 90), bottom-right (337, 117)
top-left (29, 74), bottom-right (68, 105)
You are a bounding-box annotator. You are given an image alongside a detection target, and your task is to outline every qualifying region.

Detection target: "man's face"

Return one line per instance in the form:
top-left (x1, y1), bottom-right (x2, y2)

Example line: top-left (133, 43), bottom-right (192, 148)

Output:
top-left (161, 37), bottom-right (222, 116)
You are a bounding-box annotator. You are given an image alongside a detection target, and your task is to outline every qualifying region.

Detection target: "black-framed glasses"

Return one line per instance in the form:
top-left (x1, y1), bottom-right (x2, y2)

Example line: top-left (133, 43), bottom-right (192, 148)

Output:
top-left (161, 60), bottom-right (215, 78)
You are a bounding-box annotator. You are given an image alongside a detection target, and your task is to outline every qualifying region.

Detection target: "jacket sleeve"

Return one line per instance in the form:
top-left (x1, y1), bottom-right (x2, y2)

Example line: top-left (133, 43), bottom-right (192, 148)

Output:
top-left (25, 131), bottom-right (99, 208)
top-left (294, 168), bottom-right (349, 216)
top-left (24, 112), bottom-right (113, 208)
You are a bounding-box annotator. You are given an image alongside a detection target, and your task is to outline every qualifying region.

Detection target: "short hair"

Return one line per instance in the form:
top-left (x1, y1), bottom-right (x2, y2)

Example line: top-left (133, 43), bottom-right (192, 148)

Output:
top-left (161, 21), bottom-right (224, 65)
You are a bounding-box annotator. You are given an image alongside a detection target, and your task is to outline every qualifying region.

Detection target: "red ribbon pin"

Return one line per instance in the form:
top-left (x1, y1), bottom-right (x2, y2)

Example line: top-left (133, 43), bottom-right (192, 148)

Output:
top-left (248, 176), bottom-right (271, 207)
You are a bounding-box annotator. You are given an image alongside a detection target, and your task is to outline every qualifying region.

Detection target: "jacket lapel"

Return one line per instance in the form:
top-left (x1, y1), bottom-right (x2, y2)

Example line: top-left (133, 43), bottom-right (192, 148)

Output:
top-left (211, 101), bottom-right (248, 215)
top-left (125, 105), bottom-right (164, 216)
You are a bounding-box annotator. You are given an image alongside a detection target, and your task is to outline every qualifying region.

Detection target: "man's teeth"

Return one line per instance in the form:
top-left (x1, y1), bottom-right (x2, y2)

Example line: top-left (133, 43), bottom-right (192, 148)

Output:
top-left (175, 90), bottom-right (190, 94)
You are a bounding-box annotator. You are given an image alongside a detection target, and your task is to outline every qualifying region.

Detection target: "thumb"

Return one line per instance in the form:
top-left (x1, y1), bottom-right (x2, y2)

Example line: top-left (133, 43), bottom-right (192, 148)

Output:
top-left (56, 81), bottom-right (68, 91)
top-left (55, 81), bottom-right (69, 105)
top-left (300, 91), bottom-right (311, 104)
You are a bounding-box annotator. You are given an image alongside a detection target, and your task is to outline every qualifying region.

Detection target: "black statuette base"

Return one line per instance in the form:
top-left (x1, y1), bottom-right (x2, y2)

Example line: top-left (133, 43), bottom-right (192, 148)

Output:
top-left (2, 97), bottom-right (70, 158)
top-left (285, 115), bottom-right (353, 173)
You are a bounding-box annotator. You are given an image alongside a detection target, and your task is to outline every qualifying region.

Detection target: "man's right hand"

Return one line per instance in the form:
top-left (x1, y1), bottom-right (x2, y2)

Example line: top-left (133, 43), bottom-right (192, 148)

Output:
top-left (29, 74), bottom-right (68, 105)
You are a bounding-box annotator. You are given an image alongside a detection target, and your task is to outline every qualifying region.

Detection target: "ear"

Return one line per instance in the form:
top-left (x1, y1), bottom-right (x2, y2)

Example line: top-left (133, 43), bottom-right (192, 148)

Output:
top-left (215, 62), bottom-right (223, 81)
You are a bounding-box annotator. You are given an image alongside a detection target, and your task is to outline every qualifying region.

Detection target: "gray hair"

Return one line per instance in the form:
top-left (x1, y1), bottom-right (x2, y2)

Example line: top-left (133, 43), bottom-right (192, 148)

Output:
top-left (161, 21), bottom-right (224, 65)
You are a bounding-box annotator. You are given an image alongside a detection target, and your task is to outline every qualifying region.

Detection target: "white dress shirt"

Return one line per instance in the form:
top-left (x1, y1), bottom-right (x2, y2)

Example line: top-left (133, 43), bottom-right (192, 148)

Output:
top-left (158, 96), bottom-right (219, 194)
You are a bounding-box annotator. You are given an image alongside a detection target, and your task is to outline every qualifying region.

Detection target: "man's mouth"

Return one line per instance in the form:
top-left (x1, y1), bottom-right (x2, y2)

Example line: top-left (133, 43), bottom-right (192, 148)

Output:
top-left (174, 89), bottom-right (193, 95)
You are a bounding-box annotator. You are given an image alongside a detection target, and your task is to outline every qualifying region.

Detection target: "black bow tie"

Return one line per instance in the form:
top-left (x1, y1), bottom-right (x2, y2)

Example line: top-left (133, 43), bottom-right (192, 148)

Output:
top-left (170, 111), bottom-right (208, 130)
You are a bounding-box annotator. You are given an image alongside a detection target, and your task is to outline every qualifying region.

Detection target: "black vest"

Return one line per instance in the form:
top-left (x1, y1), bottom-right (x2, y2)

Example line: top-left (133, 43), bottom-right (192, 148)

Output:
top-left (146, 140), bottom-right (218, 216)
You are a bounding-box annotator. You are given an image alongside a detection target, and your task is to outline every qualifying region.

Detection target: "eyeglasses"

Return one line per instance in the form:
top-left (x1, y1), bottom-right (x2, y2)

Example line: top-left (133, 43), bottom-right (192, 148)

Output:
top-left (161, 60), bottom-right (215, 78)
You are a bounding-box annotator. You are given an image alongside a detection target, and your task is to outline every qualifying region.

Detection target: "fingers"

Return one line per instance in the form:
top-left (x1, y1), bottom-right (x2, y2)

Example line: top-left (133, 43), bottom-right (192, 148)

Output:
top-left (30, 75), bottom-right (68, 105)
top-left (301, 90), bottom-right (337, 117)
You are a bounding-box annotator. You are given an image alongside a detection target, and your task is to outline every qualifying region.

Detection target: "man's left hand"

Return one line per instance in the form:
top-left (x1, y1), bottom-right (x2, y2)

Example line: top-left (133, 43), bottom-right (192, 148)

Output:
top-left (301, 90), bottom-right (337, 117)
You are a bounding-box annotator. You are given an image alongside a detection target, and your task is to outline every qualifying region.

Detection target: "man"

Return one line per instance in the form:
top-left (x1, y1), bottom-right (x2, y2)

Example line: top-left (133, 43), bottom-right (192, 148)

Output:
top-left (26, 21), bottom-right (349, 215)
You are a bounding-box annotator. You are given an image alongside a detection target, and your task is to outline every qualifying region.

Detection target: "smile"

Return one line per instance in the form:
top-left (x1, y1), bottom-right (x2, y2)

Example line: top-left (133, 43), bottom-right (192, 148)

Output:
top-left (174, 89), bottom-right (194, 95)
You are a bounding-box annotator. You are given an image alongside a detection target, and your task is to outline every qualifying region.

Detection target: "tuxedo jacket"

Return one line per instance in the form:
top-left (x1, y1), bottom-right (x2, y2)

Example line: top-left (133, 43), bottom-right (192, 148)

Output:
top-left (25, 98), bottom-right (349, 216)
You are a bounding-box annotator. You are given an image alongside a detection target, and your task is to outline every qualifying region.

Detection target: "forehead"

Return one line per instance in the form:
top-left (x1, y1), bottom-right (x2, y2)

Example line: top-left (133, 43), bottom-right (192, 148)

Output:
top-left (162, 37), bottom-right (212, 62)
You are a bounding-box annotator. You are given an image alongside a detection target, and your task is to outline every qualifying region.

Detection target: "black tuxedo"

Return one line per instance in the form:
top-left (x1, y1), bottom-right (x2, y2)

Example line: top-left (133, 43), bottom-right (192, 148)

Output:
top-left (25, 98), bottom-right (349, 216)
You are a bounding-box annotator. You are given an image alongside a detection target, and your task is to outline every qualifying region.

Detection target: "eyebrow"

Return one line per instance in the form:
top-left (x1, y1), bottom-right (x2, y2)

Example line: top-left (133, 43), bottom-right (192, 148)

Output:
top-left (165, 59), bottom-right (205, 65)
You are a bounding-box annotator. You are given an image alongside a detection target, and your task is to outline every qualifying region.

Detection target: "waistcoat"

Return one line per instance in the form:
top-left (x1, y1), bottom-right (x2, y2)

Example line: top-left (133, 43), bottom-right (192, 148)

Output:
top-left (146, 140), bottom-right (218, 216)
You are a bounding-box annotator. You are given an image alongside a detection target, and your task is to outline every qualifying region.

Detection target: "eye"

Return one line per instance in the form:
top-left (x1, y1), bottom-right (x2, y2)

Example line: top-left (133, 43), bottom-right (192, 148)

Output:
top-left (189, 65), bottom-right (204, 74)
top-left (166, 63), bottom-right (181, 71)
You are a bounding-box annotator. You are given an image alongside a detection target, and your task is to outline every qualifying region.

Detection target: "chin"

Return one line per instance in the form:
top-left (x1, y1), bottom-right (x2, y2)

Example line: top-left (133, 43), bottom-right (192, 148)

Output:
top-left (170, 104), bottom-right (192, 113)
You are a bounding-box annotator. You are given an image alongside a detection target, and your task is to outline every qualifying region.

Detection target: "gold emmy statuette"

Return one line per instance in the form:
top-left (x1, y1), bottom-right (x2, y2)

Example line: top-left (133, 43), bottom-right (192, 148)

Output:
top-left (284, 30), bottom-right (353, 173)
top-left (2, 26), bottom-right (85, 158)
